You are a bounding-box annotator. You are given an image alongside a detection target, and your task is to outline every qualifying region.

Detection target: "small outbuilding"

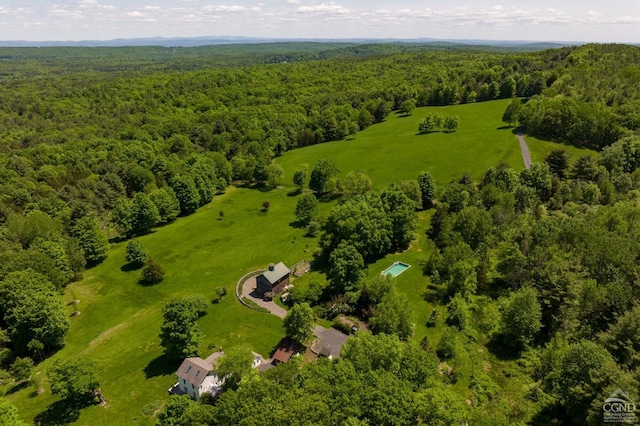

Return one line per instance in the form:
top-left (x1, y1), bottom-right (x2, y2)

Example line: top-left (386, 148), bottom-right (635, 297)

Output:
top-left (271, 337), bottom-right (302, 364)
top-left (255, 262), bottom-right (290, 297)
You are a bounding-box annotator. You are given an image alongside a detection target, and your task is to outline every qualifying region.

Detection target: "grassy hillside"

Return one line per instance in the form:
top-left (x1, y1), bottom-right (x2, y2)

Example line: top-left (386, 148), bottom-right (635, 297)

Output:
top-left (6, 99), bottom-right (596, 424)
top-left (277, 99), bottom-right (597, 188)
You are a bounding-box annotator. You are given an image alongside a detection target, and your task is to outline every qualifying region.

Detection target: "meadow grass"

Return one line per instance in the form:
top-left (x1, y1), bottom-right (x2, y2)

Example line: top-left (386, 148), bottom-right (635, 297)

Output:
top-left (277, 99), bottom-right (525, 188)
top-left (7, 99), bottom-right (589, 424)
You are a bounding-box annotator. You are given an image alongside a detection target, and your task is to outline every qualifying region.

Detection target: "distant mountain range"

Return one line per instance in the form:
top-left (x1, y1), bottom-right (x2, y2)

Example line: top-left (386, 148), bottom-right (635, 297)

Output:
top-left (0, 36), bottom-right (579, 49)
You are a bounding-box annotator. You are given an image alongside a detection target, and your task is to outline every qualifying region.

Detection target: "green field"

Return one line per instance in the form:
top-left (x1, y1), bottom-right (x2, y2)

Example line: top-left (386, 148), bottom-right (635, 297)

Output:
top-left (277, 99), bottom-right (525, 188)
top-left (7, 99), bottom-right (594, 424)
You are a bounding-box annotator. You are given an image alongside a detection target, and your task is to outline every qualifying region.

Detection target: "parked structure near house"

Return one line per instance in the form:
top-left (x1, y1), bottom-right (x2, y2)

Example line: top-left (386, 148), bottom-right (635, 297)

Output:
top-left (255, 262), bottom-right (290, 297)
top-left (272, 337), bottom-right (302, 364)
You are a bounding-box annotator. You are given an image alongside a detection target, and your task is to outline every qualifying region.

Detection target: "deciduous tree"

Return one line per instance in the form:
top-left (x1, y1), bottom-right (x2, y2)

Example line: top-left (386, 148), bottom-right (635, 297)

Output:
top-left (283, 303), bottom-right (315, 344)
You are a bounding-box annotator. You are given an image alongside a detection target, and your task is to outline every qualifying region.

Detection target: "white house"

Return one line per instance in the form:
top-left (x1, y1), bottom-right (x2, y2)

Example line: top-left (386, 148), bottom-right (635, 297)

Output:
top-left (175, 352), bottom-right (224, 400)
top-left (174, 350), bottom-right (268, 400)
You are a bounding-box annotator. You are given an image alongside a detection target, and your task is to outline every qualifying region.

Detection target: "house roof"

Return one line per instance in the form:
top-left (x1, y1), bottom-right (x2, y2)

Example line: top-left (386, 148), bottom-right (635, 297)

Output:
top-left (204, 350), bottom-right (224, 365)
top-left (272, 337), bottom-right (301, 363)
top-left (261, 262), bottom-right (289, 285)
top-left (176, 357), bottom-right (213, 387)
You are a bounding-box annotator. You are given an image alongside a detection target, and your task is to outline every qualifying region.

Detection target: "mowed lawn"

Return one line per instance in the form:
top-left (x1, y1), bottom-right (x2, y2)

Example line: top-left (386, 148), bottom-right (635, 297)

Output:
top-left (9, 186), bottom-right (316, 425)
top-left (277, 99), bottom-right (525, 189)
top-left (526, 134), bottom-right (598, 165)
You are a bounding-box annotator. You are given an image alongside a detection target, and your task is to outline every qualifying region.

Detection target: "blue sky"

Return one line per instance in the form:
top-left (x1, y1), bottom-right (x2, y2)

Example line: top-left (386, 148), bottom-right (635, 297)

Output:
top-left (0, 1), bottom-right (638, 42)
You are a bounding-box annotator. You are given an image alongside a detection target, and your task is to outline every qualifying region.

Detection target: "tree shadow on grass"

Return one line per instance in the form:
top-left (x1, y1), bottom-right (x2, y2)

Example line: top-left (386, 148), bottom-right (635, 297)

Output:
top-left (6, 381), bottom-right (29, 395)
top-left (34, 400), bottom-right (83, 426)
top-left (144, 353), bottom-right (179, 379)
top-left (120, 262), bottom-right (142, 272)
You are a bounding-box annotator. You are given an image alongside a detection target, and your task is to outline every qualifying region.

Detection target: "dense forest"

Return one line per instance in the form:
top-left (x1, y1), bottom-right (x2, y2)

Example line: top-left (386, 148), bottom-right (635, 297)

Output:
top-left (1, 42), bottom-right (640, 424)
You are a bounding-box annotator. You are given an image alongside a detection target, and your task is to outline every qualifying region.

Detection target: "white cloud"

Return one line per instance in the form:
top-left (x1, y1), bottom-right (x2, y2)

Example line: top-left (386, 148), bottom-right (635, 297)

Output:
top-left (297, 2), bottom-right (349, 14)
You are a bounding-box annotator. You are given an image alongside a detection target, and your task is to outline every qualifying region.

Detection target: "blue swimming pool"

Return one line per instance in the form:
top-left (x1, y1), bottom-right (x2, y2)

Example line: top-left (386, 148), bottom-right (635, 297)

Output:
top-left (381, 262), bottom-right (411, 278)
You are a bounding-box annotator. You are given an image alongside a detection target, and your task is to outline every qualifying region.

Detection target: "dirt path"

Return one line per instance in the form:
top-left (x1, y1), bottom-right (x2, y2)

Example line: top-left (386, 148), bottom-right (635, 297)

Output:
top-left (517, 133), bottom-right (532, 169)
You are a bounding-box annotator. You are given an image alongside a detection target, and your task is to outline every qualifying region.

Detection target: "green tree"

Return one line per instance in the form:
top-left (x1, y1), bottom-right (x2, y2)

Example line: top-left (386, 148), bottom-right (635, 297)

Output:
top-left (130, 192), bottom-right (160, 235)
top-left (413, 385), bottom-right (469, 425)
top-left (0, 270), bottom-right (69, 356)
top-left (48, 358), bottom-right (101, 403)
top-left (265, 163), bottom-right (284, 187)
top-left (283, 303), bottom-right (315, 344)
top-left (436, 326), bottom-right (461, 360)
top-left (252, 162), bottom-right (269, 185)
top-left (545, 149), bottom-right (569, 178)
top-left (369, 293), bottom-right (414, 340)
top-left (502, 99), bottom-right (522, 127)
top-left (446, 294), bottom-right (470, 331)
top-left (215, 345), bottom-right (254, 391)
top-left (125, 239), bottom-right (148, 267)
top-left (155, 394), bottom-right (196, 426)
top-left (71, 216), bottom-right (109, 266)
top-left (159, 299), bottom-right (203, 359)
top-left (417, 172), bottom-right (436, 209)
top-left (292, 169), bottom-right (307, 191)
top-left (443, 115), bottom-right (459, 132)
top-left (328, 242), bottom-right (365, 293)
top-left (10, 357), bottom-right (34, 383)
top-left (599, 305), bottom-right (640, 369)
top-left (546, 340), bottom-right (621, 423)
top-left (309, 159), bottom-right (339, 194)
top-left (398, 180), bottom-right (422, 210)
top-left (141, 257), bottom-right (165, 284)
top-left (399, 99), bottom-right (416, 116)
top-left (150, 187), bottom-right (181, 224)
top-left (381, 184), bottom-right (416, 250)
top-left (111, 197), bottom-right (133, 237)
top-left (343, 170), bottom-right (372, 196)
top-left (324, 193), bottom-right (392, 260)
top-left (418, 115), bottom-right (435, 134)
top-left (499, 287), bottom-right (542, 350)
top-left (294, 193), bottom-right (318, 226)
top-left (0, 397), bottom-right (26, 426)
top-left (500, 76), bottom-right (517, 98)
top-left (171, 174), bottom-right (200, 215)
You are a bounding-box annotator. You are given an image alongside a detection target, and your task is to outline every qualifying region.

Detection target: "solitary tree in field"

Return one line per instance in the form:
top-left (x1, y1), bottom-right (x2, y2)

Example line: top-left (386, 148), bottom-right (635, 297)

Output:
top-left (295, 193), bottom-right (319, 226)
top-left (218, 210), bottom-right (224, 220)
top-left (125, 239), bottom-right (148, 267)
top-left (159, 299), bottom-right (202, 359)
top-left (293, 169), bottom-right (307, 192)
top-left (141, 257), bottom-right (165, 284)
top-left (48, 358), bottom-right (101, 404)
top-left (262, 201), bottom-right (271, 211)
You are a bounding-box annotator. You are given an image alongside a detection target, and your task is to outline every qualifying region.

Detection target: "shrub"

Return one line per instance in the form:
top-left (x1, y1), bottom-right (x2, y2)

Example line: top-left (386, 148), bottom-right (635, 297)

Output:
top-left (125, 239), bottom-right (148, 267)
top-left (141, 258), bottom-right (165, 284)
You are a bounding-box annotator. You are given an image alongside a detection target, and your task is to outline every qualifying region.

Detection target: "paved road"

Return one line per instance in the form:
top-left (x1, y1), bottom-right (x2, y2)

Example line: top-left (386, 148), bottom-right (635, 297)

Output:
top-left (517, 133), bottom-right (532, 169)
top-left (240, 275), bottom-right (350, 357)
top-left (241, 276), bottom-right (288, 318)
